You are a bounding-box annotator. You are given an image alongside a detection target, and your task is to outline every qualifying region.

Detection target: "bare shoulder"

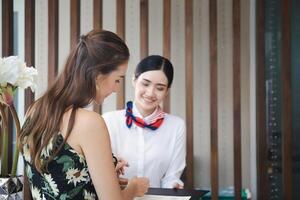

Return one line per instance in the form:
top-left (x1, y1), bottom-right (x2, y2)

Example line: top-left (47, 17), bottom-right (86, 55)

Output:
top-left (75, 108), bottom-right (106, 130)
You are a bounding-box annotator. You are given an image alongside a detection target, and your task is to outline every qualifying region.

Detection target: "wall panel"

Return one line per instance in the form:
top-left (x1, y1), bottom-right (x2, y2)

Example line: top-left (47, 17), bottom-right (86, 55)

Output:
top-left (185, 0), bottom-right (194, 188)
top-left (241, 0), bottom-right (251, 189)
top-left (58, 0), bottom-right (70, 72)
top-left (193, 0), bottom-right (211, 188)
top-left (170, 0), bottom-right (185, 120)
top-left (116, 0), bottom-right (126, 109)
top-left (233, 0), bottom-right (242, 198)
top-left (101, 0), bottom-right (117, 113)
top-left (217, 0), bottom-right (234, 189)
top-left (125, 0), bottom-right (140, 102)
top-left (35, 0), bottom-right (48, 98)
top-left (48, 0), bottom-right (58, 86)
top-left (140, 0), bottom-right (148, 59)
top-left (80, 0), bottom-right (93, 35)
top-left (149, 0), bottom-right (163, 56)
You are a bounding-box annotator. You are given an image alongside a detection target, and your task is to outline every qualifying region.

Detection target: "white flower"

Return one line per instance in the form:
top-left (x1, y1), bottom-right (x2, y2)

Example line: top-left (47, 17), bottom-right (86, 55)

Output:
top-left (66, 168), bottom-right (89, 187)
top-left (15, 65), bottom-right (38, 91)
top-left (84, 190), bottom-right (97, 200)
top-left (0, 56), bottom-right (37, 91)
top-left (23, 143), bottom-right (31, 163)
top-left (43, 173), bottom-right (59, 197)
top-left (41, 137), bottom-right (54, 158)
top-left (31, 186), bottom-right (42, 200)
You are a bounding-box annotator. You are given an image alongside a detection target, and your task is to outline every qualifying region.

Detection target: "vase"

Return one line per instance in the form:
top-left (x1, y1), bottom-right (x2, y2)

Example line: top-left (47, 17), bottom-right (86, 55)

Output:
top-left (0, 176), bottom-right (23, 200)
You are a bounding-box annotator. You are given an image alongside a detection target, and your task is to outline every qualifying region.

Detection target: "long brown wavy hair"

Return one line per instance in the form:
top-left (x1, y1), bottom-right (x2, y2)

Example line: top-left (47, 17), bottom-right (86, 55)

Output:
top-left (18, 30), bottom-right (129, 173)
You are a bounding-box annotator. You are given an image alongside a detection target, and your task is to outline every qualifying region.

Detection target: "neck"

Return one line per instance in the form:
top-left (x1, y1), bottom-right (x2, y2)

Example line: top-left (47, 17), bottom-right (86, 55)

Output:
top-left (134, 102), bottom-right (156, 118)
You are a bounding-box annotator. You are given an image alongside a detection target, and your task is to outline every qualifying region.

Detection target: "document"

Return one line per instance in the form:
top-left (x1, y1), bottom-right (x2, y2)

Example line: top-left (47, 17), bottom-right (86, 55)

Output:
top-left (135, 195), bottom-right (191, 200)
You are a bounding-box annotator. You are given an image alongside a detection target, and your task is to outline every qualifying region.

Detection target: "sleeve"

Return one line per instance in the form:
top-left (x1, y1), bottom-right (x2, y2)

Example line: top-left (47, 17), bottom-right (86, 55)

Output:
top-left (161, 120), bottom-right (186, 188)
top-left (102, 112), bottom-right (118, 154)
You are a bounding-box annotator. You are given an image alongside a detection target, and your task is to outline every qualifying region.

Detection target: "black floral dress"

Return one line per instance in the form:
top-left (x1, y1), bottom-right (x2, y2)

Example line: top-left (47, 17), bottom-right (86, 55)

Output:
top-left (22, 134), bottom-right (98, 200)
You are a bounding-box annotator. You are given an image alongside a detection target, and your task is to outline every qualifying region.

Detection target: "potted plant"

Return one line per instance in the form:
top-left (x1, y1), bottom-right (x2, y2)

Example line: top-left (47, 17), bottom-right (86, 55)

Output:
top-left (0, 56), bottom-right (37, 199)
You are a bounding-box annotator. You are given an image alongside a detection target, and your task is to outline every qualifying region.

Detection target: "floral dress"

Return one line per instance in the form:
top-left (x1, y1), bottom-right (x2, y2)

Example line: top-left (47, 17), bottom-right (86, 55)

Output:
top-left (22, 134), bottom-right (98, 200)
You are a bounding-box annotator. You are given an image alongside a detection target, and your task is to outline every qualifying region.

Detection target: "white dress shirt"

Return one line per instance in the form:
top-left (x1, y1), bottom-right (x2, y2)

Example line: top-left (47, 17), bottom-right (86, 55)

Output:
top-left (102, 103), bottom-right (186, 188)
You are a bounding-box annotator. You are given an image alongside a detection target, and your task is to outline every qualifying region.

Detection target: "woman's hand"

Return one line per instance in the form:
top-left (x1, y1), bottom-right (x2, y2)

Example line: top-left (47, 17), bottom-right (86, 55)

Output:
top-left (127, 177), bottom-right (149, 197)
top-left (119, 177), bottom-right (129, 187)
top-left (115, 157), bottom-right (129, 176)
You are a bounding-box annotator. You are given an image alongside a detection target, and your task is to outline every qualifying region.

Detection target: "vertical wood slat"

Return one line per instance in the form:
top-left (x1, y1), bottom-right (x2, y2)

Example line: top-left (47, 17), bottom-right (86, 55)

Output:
top-left (70, 0), bottom-right (80, 49)
top-left (48, 0), bottom-right (59, 86)
top-left (93, 0), bottom-right (103, 113)
top-left (25, 0), bottom-right (35, 112)
top-left (233, 0), bottom-right (242, 199)
top-left (93, 0), bottom-right (102, 30)
top-left (256, 0), bottom-right (268, 199)
top-left (209, 0), bottom-right (219, 199)
top-left (2, 0), bottom-right (13, 57)
top-left (140, 0), bottom-right (148, 59)
top-left (24, 0), bottom-right (36, 198)
top-left (185, 0), bottom-right (193, 189)
top-left (116, 0), bottom-right (126, 110)
top-left (163, 0), bottom-right (171, 113)
top-left (1, 0), bottom-right (14, 174)
top-left (281, 0), bottom-right (293, 199)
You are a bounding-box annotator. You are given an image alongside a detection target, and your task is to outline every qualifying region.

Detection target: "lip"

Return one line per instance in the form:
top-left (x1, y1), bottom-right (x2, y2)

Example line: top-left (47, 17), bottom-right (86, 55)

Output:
top-left (141, 97), bottom-right (155, 104)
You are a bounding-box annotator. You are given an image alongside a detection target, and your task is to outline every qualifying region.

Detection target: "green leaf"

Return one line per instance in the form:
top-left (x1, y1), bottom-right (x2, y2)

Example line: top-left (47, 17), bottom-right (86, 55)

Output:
top-left (56, 155), bottom-right (75, 172)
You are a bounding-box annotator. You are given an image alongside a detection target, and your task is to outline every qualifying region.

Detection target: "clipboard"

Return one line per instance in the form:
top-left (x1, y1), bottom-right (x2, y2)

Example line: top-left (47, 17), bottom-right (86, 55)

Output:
top-left (145, 188), bottom-right (209, 200)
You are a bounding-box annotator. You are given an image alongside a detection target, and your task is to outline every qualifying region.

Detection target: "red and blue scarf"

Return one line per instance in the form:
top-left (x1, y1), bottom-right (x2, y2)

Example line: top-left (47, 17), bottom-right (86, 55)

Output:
top-left (125, 101), bottom-right (165, 130)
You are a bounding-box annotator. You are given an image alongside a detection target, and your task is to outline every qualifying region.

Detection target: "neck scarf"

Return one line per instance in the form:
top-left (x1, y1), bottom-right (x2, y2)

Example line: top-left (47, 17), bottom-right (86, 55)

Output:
top-left (125, 101), bottom-right (165, 130)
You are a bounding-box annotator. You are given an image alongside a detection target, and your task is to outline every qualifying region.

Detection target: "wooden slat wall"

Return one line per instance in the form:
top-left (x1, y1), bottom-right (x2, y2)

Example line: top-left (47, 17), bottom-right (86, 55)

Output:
top-left (256, 0), bottom-right (268, 200)
top-left (1, 0), bottom-right (14, 173)
top-left (93, 0), bottom-right (102, 30)
top-left (116, 0), bottom-right (126, 109)
top-left (70, 0), bottom-right (80, 49)
top-left (185, 0), bottom-right (194, 189)
top-left (25, 0), bottom-right (35, 112)
top-left (281, 0), bottom-right (293, 199)
top-left (1, 0), bottom-right (13, 57)
top-left (24, 0), bottom-right (35, 198)
top-left (209, 0), bottom-right (219, 199)
top-left (163, 0), bottom-right (171, 113)
top-left (16, 2), bottom-right (298, 199)
top-left (233, 0), bottom-right (242, 199)
top-left (93, 0), bottom-right (102, 113)
top-left (140, 0), bottom-right (148, 59)
top-left (48, 0), bottom-right (59, 86)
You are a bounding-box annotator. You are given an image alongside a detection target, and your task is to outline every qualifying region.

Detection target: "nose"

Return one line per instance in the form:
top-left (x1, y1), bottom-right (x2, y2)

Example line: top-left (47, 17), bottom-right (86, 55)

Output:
top-left (145, 86), bottom-right (155, 97)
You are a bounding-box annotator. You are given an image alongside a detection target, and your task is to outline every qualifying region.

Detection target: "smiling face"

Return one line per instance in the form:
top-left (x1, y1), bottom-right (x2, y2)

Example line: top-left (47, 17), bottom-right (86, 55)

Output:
top-left (95, 62), bottom-right (128, 104)
top-left (133, 70), bottom-right (169, 117)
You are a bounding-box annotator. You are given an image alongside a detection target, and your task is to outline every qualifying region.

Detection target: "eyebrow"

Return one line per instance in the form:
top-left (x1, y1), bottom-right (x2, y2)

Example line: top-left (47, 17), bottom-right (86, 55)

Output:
top-left (119, 75), bottom-right (125, 78)
top-left (142, 78), bottom-right (167, 87)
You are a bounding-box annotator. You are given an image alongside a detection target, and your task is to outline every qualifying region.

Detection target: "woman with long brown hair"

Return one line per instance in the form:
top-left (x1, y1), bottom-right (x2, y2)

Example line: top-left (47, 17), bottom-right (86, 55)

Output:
top-left (18, 30), bottom-right (149, 199)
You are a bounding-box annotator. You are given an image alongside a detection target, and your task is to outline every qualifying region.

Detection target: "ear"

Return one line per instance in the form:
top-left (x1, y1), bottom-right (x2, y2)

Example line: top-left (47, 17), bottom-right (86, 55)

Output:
top-left (165, 88), bottom-right (170, 96)
top-left (95, 74), bottom-right (105, 89)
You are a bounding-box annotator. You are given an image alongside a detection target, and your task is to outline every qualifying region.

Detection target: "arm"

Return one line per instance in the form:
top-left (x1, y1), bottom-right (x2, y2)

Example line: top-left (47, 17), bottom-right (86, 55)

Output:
top-left (161, 122), bottom-right (186, 188)
top-left (77, 112), bottom-right (148, 199)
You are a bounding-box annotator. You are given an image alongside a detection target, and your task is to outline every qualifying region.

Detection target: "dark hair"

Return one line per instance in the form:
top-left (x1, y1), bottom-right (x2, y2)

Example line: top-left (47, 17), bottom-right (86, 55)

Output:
top-left (19, 29), bottom-right (129, 172)
top-left (134, 55), bottom-right (174, 88)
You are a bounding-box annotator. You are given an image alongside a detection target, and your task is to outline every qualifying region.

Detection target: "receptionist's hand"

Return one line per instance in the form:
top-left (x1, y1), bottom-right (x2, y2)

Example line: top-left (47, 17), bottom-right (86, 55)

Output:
top-left (173, 183), bottom-right (184, 189)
